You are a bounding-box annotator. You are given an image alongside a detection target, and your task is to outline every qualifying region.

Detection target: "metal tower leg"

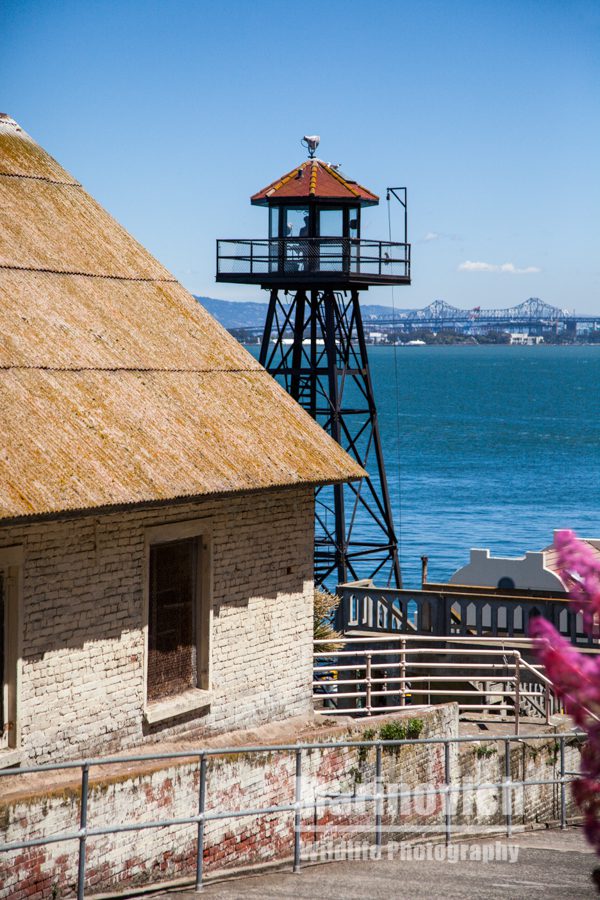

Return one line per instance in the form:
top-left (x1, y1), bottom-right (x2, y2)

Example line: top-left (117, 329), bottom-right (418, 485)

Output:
top-left (259, 287), bottom-right (401, 590)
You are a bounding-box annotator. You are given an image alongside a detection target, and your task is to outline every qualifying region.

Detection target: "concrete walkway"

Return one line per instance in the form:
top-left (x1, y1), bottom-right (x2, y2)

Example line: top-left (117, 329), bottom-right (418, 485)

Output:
top-left (149, 828), bottom-right (596, 899)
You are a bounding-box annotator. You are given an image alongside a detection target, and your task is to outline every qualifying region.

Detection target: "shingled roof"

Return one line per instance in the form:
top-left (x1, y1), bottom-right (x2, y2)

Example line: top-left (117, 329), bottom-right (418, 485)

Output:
top-left (251, 159), bottom-right (379, 206)
top-left (0, 115), bottom-right (365, 521)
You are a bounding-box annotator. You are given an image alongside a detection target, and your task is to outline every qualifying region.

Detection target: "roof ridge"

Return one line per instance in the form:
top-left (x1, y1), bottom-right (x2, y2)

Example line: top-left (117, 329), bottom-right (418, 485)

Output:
top-left (321, 162), bottom-right (363, 198)
top-left (309, 159), bottom-right (318, 196)
top-left (259, 162), bottom-right (307, 198)
top-left (0, 365), bottom-right (263, 373)
top-left (0, 264), bottom-right (177, 282)
top-left (0, 172), bottom-right (81, 186)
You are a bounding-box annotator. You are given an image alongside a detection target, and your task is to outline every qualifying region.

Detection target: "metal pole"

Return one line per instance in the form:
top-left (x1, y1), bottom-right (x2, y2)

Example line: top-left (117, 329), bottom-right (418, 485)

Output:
top-left (195, 754), bottom-right (207, 892)
top-left (77, 763), bottom-right (89, 900)
top-left (514, 654), bottom-right (521, 736)
top-left (375, 743), bottom-right (383, 856)
top-left (309, 289), bottom-right (318, 420)
top-left (420, 556), bottom-right (428, 587)
top-left (293, 749), bottom-right (302, 873)
top-left (404, 189), bottom-right (408, 261)
top-left (324, 289), bottom-right (347, 587)
top-left (366, 654), bottom-right (373, 715)
top-left (560, 736), bottom-right (566, 829)
top-left (545, 682), bottom-right (551, 724)
top-left (290, 290), bottom-right (306, 402)
top-left (444, 742), bottom-right (451, 845)
top-left (400, 639), bottom-right (406, 707)
top-left (504, 738), bottom-right (512, 838)
top-left (259, 289), bottom-right (278, 368)
top-left (353, 293), bottom-right (402, 588)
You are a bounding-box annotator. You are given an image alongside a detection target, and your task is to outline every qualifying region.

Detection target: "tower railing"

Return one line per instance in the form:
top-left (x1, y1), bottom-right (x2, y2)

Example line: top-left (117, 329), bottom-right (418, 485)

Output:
top-left (216, 237), bottom-right (410, 282)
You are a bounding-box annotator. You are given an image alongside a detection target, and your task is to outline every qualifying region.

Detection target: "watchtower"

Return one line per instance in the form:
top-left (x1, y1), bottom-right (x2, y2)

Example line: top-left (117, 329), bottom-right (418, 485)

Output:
top-left (217, 137), bottom-right (411, 588)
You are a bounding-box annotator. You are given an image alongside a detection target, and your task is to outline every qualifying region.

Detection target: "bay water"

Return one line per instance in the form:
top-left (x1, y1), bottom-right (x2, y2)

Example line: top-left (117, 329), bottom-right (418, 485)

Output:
top-left (250, 344), bottom-right (600, 588)
top-left (371, 344), bottom-right (600, 586)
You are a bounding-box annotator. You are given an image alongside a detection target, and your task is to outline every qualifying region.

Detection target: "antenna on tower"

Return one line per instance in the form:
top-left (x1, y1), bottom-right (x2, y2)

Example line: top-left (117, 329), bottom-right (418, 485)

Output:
top-left (301, 135), bottom-right (320, 158)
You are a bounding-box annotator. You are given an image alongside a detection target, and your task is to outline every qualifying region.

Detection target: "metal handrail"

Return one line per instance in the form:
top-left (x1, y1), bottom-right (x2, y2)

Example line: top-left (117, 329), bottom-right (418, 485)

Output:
top-left (518, 655), bottom-right (600, 725)
top-left (218, 237), bottom-right (408, 246)
top-left (216, 237), bottom-right (411, 278)
top-left (0, 731), bottom-right (585, 898)
top-left (312, 639), bottom-right (580, 726)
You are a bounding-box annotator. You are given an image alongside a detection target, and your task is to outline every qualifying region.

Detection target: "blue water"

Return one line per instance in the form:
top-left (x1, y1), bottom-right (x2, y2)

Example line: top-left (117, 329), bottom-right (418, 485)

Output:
top-left (371, 345), bottom-right (600, 586)
top-left (249, 344), bottom-right (600, 587)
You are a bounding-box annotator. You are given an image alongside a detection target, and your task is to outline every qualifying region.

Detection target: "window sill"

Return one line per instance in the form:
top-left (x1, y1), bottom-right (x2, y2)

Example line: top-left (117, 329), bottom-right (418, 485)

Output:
top-left (0, 748), bottom-right (24, 770)
top-left (144, 689), bottom-right (212, 726)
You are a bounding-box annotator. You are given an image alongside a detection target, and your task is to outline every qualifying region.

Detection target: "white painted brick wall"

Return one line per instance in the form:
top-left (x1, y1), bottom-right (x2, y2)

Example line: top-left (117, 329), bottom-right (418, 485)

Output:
top-left (1, 707), bottom-right (460, 898)
top-left (0, 487), bottom-right (315, 764)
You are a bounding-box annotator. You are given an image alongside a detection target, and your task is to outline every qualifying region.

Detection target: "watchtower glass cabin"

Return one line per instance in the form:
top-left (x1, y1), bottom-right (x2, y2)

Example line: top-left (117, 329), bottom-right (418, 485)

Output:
top-left (217, 137), bottom-right (411, 589)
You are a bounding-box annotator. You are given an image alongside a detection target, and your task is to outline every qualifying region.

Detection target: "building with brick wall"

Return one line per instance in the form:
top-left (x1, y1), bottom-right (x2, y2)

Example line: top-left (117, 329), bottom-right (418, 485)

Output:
top-left (0, 115), bottom-right (364, 767)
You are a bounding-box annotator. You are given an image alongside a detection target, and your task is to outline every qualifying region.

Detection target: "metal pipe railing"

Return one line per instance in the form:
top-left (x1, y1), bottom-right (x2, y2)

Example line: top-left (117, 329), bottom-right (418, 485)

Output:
top-left (216, 238), bottom-right (411, 279)
top-left (0, 731), bottom-right (585, 898)
top-left (312, 637), bottom-right (578, 725)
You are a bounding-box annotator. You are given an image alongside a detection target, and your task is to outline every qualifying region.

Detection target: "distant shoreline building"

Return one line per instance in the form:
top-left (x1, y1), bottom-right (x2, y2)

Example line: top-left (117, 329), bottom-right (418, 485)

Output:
top-left (509, 332), bottom-right (544, 346)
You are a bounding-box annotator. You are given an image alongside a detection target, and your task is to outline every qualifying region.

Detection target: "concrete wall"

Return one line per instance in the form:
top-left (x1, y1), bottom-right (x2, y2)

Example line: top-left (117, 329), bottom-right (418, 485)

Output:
top-left (0, 707), bottom-right (581, 899)
top-left (0, 487), bottom-right (315, 765)
top-left (450, 548), bottom-right (566, 592)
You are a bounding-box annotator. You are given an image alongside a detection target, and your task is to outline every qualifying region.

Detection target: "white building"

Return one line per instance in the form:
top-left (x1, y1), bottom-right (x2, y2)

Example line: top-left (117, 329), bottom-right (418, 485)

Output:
top-left (449, 534), bottom-right (600, 593)
top-left (509, 333), bottom-right (544, 345)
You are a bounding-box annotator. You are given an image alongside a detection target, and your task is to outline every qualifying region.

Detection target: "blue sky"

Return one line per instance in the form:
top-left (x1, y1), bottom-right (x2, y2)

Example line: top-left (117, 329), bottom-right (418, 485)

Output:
top-left (3, 0), bottom-right (599, 311)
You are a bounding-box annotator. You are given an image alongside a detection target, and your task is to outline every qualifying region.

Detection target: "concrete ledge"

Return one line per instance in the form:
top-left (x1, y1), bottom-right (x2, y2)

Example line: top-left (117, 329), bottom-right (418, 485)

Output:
top-left (143, 689), bottom-right (212, 726)
top-left (0, 748), bottom-right (24, 770)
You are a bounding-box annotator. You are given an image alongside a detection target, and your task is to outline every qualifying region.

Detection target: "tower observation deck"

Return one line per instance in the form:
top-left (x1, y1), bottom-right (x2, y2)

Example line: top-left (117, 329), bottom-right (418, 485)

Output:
top-left (216, 138), bottom-right (411, 589)
top-left (217, 157), bottom-right (410, 290)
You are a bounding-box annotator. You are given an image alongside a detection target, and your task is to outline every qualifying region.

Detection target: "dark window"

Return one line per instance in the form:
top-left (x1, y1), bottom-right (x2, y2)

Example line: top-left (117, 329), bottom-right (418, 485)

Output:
top-left (147, 539), bottom-right (198, 702)
top-left (498, 577), bottom-right (515, 591)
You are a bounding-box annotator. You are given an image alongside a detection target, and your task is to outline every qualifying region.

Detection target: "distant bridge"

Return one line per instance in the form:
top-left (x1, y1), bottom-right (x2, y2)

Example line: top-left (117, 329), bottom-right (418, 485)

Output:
top-left (371, 298), bottom-right (600, 333)
top-left (230, 297), bottom-right (600, 336)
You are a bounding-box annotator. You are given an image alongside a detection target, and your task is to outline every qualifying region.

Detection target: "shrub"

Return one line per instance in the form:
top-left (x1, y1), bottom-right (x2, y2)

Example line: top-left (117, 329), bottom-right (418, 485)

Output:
top-left (313, 588), bottom-right (342, 652)
top-left (378, 718), bottom-right (424, 754)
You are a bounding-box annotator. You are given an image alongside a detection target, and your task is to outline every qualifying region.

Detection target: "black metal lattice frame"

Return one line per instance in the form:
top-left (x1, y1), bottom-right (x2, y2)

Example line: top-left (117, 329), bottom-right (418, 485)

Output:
top-left (259, 287), bottom-right (401, 589)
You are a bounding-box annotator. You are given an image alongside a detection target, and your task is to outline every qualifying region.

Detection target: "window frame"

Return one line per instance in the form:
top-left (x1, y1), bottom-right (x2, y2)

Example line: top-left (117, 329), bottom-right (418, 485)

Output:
top-left (0, 545), bottom-right (23, 762)
top-left (143, 520), bottom-right (212, 726)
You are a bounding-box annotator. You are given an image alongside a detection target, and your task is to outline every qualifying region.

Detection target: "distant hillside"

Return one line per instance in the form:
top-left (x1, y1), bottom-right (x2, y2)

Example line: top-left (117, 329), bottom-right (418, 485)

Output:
top-left (195, 295), bottom-right (411, 331)
top-left (194, 297), bottom-right (268, 329)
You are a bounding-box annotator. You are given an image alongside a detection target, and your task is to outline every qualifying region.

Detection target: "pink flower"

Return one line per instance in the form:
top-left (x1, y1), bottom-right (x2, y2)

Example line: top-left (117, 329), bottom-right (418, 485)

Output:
top-left (555, 530), bottom-right (600, 633)
top-left (529, 531), bottom-right (600, 858)
top-left (529, 617), bottom-right (600, 731)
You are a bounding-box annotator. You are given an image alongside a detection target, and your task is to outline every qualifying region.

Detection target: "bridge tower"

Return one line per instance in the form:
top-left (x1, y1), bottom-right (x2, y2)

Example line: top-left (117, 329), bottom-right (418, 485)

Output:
top-left (216, 137), bottom-right (411, 589)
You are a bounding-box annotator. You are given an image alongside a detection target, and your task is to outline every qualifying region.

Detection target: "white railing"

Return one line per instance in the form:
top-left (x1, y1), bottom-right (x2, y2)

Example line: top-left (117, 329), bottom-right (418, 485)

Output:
top-left (313, 634), bottom-right (598, 731)
top-left (338, 582), bottom-right (597, 645)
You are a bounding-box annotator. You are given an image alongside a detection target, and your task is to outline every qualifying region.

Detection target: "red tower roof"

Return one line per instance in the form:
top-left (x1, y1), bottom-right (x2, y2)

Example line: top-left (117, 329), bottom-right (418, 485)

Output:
top-left (251, 159), bottom-right (379, 206)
